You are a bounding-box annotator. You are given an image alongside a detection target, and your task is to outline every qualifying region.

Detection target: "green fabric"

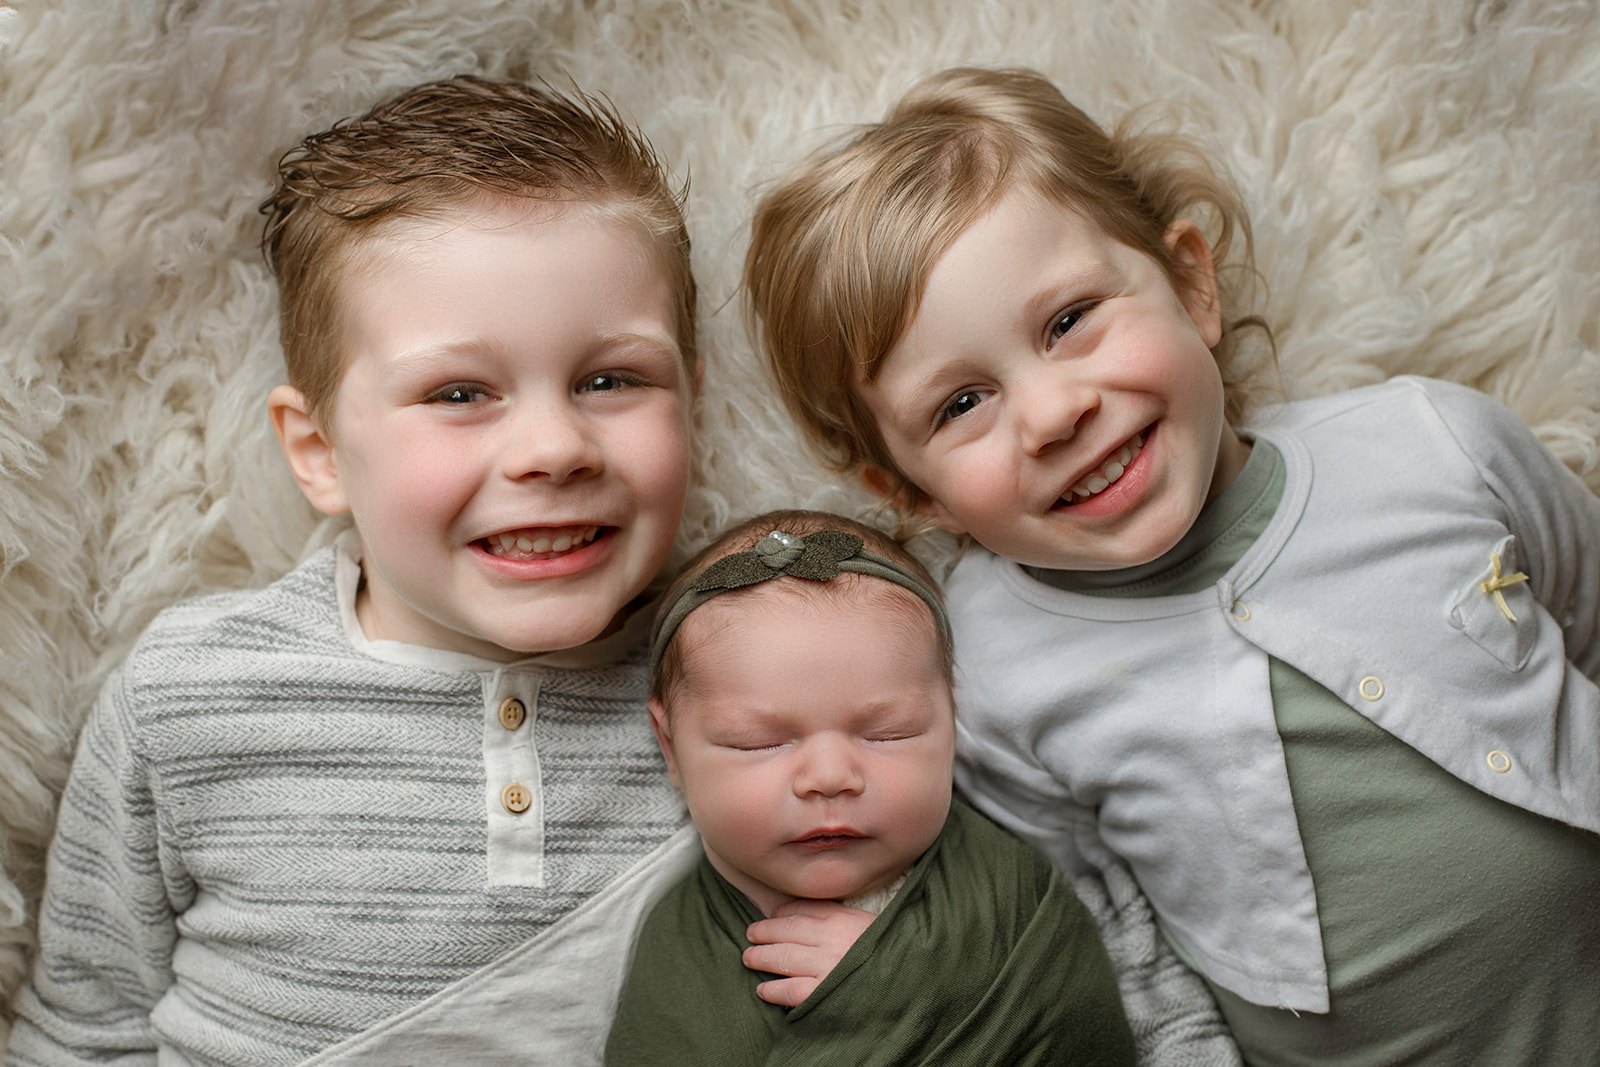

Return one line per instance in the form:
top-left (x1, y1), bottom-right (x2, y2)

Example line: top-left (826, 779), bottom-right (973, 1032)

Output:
top-left (605, 800), bottom-right (1136, 1067)
top-left (1033, 439), bottom-right (1600, 1065)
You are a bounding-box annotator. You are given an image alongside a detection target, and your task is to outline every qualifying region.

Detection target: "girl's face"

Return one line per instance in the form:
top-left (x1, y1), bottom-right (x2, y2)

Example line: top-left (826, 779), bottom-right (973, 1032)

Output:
top-left (857, 187), bottom-right (1250, 572)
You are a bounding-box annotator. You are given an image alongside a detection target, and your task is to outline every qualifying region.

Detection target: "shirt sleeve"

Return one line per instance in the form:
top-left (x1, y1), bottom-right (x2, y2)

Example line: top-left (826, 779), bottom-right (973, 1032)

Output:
top-left (6, 665), bottom-right (188, 1067)
top-left (1418, 377), bottom-right (1600, 683)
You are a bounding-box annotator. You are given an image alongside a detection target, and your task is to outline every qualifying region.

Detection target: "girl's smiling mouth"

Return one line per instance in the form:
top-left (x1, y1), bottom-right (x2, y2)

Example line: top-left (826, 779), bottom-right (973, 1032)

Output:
top-left (1058, 430), bottom-right (1147, 507)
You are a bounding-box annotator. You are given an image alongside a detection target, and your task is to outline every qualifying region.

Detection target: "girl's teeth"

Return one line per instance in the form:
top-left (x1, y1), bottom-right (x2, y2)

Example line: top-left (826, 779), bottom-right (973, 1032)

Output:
top-left (1062, 435), bottom-right (1145, 504)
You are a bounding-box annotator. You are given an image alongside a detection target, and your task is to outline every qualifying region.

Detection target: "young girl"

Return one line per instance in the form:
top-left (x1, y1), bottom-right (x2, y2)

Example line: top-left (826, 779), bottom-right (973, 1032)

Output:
top-left (607, 509), bottom-right (1136, 1066)
top-left (744, 66), bottom-right (1600, 1064)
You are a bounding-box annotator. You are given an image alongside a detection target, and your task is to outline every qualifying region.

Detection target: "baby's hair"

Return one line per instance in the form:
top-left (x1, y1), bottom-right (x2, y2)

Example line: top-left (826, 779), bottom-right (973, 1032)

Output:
top-left (260, 74), bottom-right (696, 430)
top-left (744, 66), bottom-right (1269, 510)
top-left (651, 510), bottom-right (953, 711)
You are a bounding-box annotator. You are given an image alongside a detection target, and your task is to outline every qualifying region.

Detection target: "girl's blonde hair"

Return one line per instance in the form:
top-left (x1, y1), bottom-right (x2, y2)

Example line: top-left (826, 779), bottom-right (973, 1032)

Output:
top-left (744, 66), bottom-right (1268, 508)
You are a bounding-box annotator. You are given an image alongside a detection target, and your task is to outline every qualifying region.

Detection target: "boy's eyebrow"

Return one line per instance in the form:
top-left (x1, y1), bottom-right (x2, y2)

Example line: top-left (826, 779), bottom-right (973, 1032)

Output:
top-left (593, 328), bottom-right (682, 360)
top-left (374, 330), bottom-right (682, 381)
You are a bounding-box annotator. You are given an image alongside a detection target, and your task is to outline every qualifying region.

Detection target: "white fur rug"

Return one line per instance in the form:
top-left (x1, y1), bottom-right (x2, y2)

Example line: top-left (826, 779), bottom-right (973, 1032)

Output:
top-left (2, 0), bottom-right (1597, 1034)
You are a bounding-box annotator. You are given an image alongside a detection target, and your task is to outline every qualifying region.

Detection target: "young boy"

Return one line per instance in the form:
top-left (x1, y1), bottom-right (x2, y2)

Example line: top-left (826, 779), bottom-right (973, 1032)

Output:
top-left (605, 510), bottom-right (1137, 1066)
top-left (8, 76), bottom-right (702, 1066)
top-left (744, 67), bottom-right (1600, 1064)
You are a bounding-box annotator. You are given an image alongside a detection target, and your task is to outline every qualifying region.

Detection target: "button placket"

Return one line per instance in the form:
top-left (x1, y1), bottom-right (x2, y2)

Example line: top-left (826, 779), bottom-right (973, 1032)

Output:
top-left (482, 669), bottom-right (546, 886)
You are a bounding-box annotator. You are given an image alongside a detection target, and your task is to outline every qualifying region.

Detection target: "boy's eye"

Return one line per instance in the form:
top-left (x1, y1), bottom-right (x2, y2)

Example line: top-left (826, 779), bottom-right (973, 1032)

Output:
top-left (938, 389), bottom-right (992, 426)
top-left (578, 373), bottom-right (633, 393)
top-left (426, 382), bottom-right (491, 405)
top-left (1047, 303), bottom-right (1094, 347)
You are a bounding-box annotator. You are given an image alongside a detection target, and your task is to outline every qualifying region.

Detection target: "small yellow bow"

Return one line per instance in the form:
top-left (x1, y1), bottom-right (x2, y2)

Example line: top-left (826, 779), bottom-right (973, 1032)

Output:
top-left (1479, 551), bottom-right (1529, 622)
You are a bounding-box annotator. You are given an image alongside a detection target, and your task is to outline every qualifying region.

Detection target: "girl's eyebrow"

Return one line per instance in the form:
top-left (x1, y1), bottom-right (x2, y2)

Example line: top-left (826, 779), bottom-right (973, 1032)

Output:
top-left (1022, 260), bottom-right (1124, 320)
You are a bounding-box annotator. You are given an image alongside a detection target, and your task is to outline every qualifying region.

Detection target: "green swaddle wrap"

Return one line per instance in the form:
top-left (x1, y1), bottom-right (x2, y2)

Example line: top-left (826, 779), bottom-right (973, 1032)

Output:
top-left (605, 800), bottom-right (1135, 1066)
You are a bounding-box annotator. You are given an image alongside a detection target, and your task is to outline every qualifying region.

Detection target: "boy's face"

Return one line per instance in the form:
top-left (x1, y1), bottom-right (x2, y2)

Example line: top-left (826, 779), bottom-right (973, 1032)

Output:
top-left (857, 187), bottom-right (1250, 572)
top-left (649, 586), bottom-right (954, 913)
top-left (290, 199), bottom-right (691, 658)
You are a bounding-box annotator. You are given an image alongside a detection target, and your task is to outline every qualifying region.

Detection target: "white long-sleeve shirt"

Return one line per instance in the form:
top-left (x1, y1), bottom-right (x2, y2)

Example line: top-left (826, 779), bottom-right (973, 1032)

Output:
top-left (949, 376), bottom-right (1600, 1012)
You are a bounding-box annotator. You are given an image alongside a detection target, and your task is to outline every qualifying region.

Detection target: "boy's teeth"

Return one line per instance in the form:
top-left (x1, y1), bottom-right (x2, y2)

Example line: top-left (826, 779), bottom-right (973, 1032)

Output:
top-left (1062, 433), bottom-right (1145, 504)
top-left (487, 526), bottom-right (599, 559)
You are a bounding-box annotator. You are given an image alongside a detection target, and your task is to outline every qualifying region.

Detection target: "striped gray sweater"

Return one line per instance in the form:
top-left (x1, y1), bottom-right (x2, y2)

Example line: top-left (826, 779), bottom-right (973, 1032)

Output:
top-left (7, 547), bottom-right (687, 1066)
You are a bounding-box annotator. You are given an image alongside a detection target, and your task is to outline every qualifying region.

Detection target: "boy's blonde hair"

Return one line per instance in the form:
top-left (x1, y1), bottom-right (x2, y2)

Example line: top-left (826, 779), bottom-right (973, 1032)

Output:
top-left (744, 66), bottom-right (1267, 509)
top-left (261, 75), bottom-right (697, 430)
top-left (651, 510), bottom-right (953, 711)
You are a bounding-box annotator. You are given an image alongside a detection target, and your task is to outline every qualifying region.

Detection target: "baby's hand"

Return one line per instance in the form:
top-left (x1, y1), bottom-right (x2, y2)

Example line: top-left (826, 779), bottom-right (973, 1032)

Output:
top-left (743, 898), bottom-right (876, 1006)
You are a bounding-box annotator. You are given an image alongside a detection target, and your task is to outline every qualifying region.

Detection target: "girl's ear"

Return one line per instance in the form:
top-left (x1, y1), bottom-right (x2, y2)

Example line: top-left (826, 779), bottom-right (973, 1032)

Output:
top-left (646, 697), bottom-right (682, 790)
top-left (268, 385), bottom-right (350, 516)
top-left (858, 465), bottom-right (968, 535)
top-left (1164, 219), bottom-right (1223, 348)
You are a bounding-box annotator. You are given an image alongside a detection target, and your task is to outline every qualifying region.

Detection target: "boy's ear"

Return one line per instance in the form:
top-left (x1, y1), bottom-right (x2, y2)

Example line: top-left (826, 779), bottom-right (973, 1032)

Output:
top-left (1164, 219), bottom-right (1223, 348)
top-left (857, 465), bottom-right (967, 535)
top-left (268, 385), bottom-right (350, 516)
top-left (646, 697), bottom-right (682, 790)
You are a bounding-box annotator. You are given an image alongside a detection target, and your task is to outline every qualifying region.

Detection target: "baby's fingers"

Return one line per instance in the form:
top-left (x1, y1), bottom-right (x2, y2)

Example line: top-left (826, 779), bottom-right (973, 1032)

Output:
top-left (746, 913), bottom-right (821, 947)
top-left (755, 975), bottom-right (822, 1007)
top-left (742, 940), bottom-right (824, 979)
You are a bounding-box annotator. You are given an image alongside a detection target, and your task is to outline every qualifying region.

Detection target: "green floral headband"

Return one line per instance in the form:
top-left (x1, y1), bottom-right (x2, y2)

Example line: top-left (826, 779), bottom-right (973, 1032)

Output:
top-left (648, 529), bottom-right (952, 676)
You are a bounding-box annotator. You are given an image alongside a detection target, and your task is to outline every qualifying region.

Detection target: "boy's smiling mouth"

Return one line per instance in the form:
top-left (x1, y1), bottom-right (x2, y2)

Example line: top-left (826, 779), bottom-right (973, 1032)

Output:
top-left (1057, 431), bottom-right (1146, 506)
top-left (480, 524), bottom-right (603, 561)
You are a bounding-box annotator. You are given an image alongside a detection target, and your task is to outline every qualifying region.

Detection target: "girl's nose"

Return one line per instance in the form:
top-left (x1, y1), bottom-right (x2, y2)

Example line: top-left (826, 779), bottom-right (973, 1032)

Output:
top-left (1015, 371), bottom-right (1099, 456)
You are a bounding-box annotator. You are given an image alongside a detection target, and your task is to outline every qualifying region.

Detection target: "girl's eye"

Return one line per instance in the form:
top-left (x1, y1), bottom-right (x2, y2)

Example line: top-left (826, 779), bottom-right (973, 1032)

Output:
top-left (426, 382), bottom-right (490, 405)
top-left (938, 389), bottom-right (992, 426)
top-left (1047, 303), bottom-right (1094, 347)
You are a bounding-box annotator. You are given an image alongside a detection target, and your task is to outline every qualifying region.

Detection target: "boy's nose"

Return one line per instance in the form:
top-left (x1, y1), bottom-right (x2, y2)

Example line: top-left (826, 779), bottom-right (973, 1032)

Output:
top-left (503, 404), bottom-right (602, 483)
top-left (1016, 374), bottom-right (1099, 455)
top-left (792, 737), bottom-right (865, 799)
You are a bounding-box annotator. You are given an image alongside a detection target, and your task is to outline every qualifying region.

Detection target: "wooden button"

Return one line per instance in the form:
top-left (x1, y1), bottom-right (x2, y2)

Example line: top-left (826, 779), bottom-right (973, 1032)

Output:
top-left (498, 697), bottom-right (526, 731)
top-left (500, 783), bottom-right (532, 814)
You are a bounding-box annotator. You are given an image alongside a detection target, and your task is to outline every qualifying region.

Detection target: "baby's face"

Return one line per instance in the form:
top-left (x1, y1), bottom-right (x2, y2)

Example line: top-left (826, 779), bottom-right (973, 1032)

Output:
top-left (651, 586), bottom-right (954, 914)
top-left (315, 198), bottom-right (691, 658)
top-left (857, 186), bottom-right (1250, 572)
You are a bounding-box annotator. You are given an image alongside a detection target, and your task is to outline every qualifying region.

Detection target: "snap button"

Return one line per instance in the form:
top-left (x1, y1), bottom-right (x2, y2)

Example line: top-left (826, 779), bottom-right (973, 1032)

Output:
top-left (1230, 601), bottom-right (1251, 621)
top-left (1358, 676), bottom-right (1384, 701)
top-left (1486, 750), bottom-right (1512, 774)
top-left (498, 697), bottom-right (526, 731)
top-left (500, 783), bottom-right (532, 813)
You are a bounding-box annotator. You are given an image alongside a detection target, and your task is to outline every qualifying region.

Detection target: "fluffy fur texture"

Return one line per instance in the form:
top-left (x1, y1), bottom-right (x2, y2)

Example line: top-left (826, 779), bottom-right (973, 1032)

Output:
top-left (2, 0), bottom-right (1597, 1035)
